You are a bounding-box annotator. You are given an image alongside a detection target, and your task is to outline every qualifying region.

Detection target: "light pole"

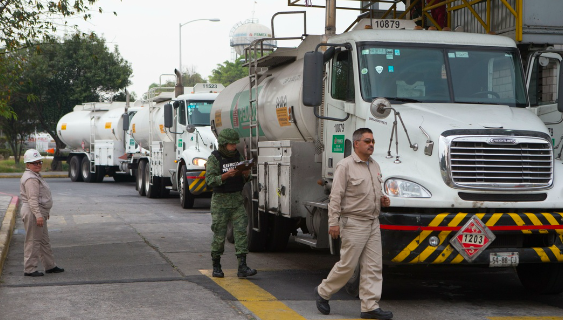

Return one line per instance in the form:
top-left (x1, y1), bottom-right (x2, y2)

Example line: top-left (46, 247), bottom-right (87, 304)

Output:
top-left (179, 18), bottom-right (220, 75)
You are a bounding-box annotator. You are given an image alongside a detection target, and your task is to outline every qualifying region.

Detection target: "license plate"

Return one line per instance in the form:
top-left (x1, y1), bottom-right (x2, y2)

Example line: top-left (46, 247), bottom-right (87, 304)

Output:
top-left (490, 252), bottom-right (519, 267)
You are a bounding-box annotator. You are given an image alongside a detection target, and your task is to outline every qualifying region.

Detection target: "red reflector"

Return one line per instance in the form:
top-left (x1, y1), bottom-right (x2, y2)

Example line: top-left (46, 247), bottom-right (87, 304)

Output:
top-left (186, 176), bottom-right (204, 179)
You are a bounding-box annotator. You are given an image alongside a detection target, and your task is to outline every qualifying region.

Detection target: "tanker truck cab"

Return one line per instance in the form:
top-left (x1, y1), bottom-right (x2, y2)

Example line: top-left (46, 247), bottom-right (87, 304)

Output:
top-left (209, 13), bottom-right (563, 294)
top-left (298, 22), bottom-right (563, 294)
top-left (166, 83), bottom-right (224, 208)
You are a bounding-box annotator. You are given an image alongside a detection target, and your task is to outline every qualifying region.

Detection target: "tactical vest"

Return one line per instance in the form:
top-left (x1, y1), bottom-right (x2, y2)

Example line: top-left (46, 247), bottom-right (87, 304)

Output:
top-left (211, 150), bottom-right (245, 193)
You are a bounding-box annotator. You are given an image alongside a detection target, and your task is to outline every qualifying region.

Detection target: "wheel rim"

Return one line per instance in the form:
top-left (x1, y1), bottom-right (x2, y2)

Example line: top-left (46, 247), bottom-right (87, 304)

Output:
top-left (82, 159), bottom-right (89, 178)
top-left (144, 163), bottom-right (150, 192)
top-left (179, 168), bottom-right (185, 203)
top-left (70, 159), bottom-right (77, 178)
top-left (137, 165), bottom-right (143, 189)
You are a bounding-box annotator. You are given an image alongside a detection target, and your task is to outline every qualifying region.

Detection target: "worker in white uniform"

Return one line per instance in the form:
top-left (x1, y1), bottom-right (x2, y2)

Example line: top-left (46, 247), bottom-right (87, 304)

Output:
top-left (20, 149), bottom-right (64, 277)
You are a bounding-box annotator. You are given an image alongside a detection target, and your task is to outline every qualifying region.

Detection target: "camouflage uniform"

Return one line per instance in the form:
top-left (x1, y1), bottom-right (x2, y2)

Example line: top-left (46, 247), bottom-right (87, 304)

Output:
top-left (205, 129), bottom-right (251, 259)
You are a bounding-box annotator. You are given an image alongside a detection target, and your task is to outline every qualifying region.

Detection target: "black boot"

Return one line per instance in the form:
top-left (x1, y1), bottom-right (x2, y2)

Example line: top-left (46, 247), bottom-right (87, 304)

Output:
top-left (212, 257), bottom-right (224, 278)
top-left (237, 254), bottom-right (257, 278)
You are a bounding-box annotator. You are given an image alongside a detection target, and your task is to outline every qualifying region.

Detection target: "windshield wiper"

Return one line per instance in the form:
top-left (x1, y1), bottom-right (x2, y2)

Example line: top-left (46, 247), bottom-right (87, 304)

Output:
top-left (386, 97), bottom-right (422, 103)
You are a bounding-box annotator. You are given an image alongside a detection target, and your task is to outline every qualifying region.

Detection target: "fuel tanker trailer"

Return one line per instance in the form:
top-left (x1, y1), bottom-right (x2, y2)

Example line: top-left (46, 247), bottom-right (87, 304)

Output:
top-left (57, 102), bottom-right (138, 183)
top-left (210, 7), bottom-right (563, 294)
top-left (129, 81), bottom-right (224, 209)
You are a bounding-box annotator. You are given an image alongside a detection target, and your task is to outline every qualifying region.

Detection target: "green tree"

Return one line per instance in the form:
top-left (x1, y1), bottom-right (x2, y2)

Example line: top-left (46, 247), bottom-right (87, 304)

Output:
top-left (209, 58), bottom-right (248, 87)
top-left (0, 53), bottom-right (22, 118)
top-left (0, 84), bottom-right (36, 163)
top-left (181, 66), bottom-right (206, 87)
top-left (0, 0), bottom-right (113, 118)
top-left (17, 33), bottom-right (132, 169)
top-left (0, 0), bottom-right (112, 51)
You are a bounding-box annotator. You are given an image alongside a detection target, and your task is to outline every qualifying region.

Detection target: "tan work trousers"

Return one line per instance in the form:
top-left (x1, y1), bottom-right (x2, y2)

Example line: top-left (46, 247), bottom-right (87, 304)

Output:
top-left (318, 217), bottom-right (383, 312)
top-left (22, 205), bottom-right (55, 273)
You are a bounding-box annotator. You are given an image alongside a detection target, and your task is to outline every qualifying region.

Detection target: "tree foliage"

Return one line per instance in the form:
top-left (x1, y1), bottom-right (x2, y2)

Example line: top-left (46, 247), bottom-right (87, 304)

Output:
top-left (0, 0), bottom-right (112, 51)
top-left (0, 55), bottom-right (33, 163)
top-left (9, 33), bottom-right (132, 167)
top-left (0, 0), bottom-right (113, 118)
top-left (209, 58), bottom-right (248, 87)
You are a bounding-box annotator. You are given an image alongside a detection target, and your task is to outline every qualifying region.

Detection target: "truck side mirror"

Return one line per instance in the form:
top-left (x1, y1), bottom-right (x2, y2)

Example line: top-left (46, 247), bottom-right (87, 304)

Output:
top-left (122, 113), bottom-right (129, 131)
top-left (303, 51), bottom-right (324, 107)
top-left (186, 124), bottom-right (196, 133)
top-left (164, 103), bottom-right (173, 128)
top-left (558, 63), bottom-right (563, 112)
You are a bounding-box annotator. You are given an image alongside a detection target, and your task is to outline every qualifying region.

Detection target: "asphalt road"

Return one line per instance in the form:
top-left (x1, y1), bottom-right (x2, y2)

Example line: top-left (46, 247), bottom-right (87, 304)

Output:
top-left (1, 177), bottom-right (563, 320)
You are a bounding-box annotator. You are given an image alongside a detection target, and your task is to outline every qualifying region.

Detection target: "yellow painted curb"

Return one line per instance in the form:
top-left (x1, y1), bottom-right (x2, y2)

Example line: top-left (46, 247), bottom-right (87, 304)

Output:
top-left (0, 197), bottom-right (19, 277)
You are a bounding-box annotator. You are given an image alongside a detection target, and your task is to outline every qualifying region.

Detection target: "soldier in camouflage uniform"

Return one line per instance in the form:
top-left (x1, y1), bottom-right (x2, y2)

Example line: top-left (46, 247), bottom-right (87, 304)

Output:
top-left (205, 128), bottom-right (257, 278)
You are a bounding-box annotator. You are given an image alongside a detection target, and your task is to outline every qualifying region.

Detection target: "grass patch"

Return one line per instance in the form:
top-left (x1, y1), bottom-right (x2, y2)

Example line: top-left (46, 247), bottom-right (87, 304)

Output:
top-left (0, 158), bottom-right (68, 173)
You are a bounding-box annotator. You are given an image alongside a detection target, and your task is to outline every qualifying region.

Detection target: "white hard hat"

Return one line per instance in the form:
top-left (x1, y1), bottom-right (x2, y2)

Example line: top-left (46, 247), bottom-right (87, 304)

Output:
top-left (23, 149), bottom-right (43, 163)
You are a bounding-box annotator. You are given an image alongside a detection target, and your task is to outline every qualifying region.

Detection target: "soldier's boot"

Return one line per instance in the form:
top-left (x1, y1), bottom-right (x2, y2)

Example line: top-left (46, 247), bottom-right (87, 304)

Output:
top-left (236, 254), bottom-right (257, 278)
top-left (212, 257), bottom-right (224, 278)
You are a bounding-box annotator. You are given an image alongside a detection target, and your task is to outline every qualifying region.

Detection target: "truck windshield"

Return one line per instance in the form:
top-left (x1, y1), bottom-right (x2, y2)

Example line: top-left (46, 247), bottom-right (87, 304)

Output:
top-left (358, 44), bottom-right (527, 107)
top-left (186, 100), bottom-right (213, 126)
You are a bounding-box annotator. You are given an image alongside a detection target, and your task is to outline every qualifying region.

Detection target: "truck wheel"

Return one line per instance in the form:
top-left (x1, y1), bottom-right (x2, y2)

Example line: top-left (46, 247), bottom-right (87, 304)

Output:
top-left (137, 161), bottom-right (146, 196)
top-left (69, 156), bottom-right (83, 182)
top-left (94, 165), bottom-right (105, 182)
top-left (179, 165), bottom-right (195, 209)
top-left (517, 263), bottom-right (563, 294)
top-left (244, 183), bottom-right (266, 252)
top-left (344, 264), bottom-right (360, 298)
top-left (267, 215), bottom-right (291, 252)
top-left (226, 221), bottom-right (234, 244)
top-left (81, 157), bottom-right (93, 183)
top-left (145, 162), bottom-right (161, 198)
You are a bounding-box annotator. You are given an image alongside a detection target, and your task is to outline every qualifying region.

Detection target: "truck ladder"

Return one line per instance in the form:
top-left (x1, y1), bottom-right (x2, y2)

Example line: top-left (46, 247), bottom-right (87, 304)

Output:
top-left (147, 88), bottom-right (156, 185)
top-left (89, 104), bottom-right (97, 174)
top-left (245, 11), bottom-right (307, 232)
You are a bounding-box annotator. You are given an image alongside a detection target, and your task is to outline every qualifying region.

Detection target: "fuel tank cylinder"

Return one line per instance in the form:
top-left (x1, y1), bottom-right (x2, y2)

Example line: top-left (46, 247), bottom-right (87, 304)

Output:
top-left (57, 103), bottom-right (126, 150)
top-left (211, 59), bottom-right (316, 142)
top-left (129, 102), bottom-right (174, 148)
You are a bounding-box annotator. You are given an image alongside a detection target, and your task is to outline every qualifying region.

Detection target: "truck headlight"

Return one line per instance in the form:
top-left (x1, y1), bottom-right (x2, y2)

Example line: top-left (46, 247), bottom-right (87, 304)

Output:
top-left (385, 179), bottom-right (431, 198)
top-left (192, 158), bottom-right (207, 167)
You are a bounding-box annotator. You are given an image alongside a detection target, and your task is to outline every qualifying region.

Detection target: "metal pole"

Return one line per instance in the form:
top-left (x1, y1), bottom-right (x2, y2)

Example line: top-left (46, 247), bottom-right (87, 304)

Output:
top-left (179, 23), bottom-right (182, 74)
top-left (179, 18), bottom-right (220, 77)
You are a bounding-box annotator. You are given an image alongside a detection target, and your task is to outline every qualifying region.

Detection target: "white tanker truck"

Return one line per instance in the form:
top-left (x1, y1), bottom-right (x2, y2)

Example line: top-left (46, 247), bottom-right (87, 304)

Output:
top-left (57, 102), bottom-right (139, 183)
top-left (210, 5), bottom-right (563, 294)
top-left (128, 80), bottom-right (223, 208)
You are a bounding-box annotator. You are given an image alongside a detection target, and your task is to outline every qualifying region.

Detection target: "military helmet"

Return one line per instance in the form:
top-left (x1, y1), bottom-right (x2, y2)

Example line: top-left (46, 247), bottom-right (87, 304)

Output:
top-left (218, 128), bottom-right (240, 145)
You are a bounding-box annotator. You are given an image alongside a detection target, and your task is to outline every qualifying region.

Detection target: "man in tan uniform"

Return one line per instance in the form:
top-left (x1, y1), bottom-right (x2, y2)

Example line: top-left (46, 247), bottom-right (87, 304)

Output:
top-left (20, 149), bottom-right (64, 277)
top-left (315, 128), bottom-right (393, 320)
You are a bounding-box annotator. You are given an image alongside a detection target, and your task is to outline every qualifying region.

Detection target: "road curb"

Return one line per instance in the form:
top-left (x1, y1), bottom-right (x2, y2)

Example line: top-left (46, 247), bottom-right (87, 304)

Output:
top-left (0, 196), bottom-right (19, 277)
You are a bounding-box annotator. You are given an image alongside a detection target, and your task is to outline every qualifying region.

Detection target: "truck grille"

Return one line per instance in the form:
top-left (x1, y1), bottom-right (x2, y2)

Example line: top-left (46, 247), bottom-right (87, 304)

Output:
top-left (448, 137), bottom-right (553, 189)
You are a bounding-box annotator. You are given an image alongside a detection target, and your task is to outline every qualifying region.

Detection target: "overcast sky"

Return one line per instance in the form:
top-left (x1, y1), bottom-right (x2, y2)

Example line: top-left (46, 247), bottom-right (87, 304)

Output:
top-left (67, 0), bottom-right (383, 99)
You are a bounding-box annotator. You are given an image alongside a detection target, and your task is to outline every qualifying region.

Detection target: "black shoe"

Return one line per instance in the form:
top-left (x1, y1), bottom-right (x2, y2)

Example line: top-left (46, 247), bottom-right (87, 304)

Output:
top-left (24, 271), bottom-right (44, 277)
top-left (314, 286), bottom-right (330, 315)
top-left (361, 308), bottom-right (393, 319)
top-left (212, 258), bottom-right (224, 278)
top-left (45, 266), bottom-right (64, 273)
top-left (236, 255), bottom-right (257, 278)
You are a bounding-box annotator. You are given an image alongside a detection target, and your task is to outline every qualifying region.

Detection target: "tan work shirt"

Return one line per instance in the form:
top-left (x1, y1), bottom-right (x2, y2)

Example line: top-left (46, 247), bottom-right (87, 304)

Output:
top-left (328, 152), bottom-right (383, 227)
top-left (20, 169), bottom-right (53, 219)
